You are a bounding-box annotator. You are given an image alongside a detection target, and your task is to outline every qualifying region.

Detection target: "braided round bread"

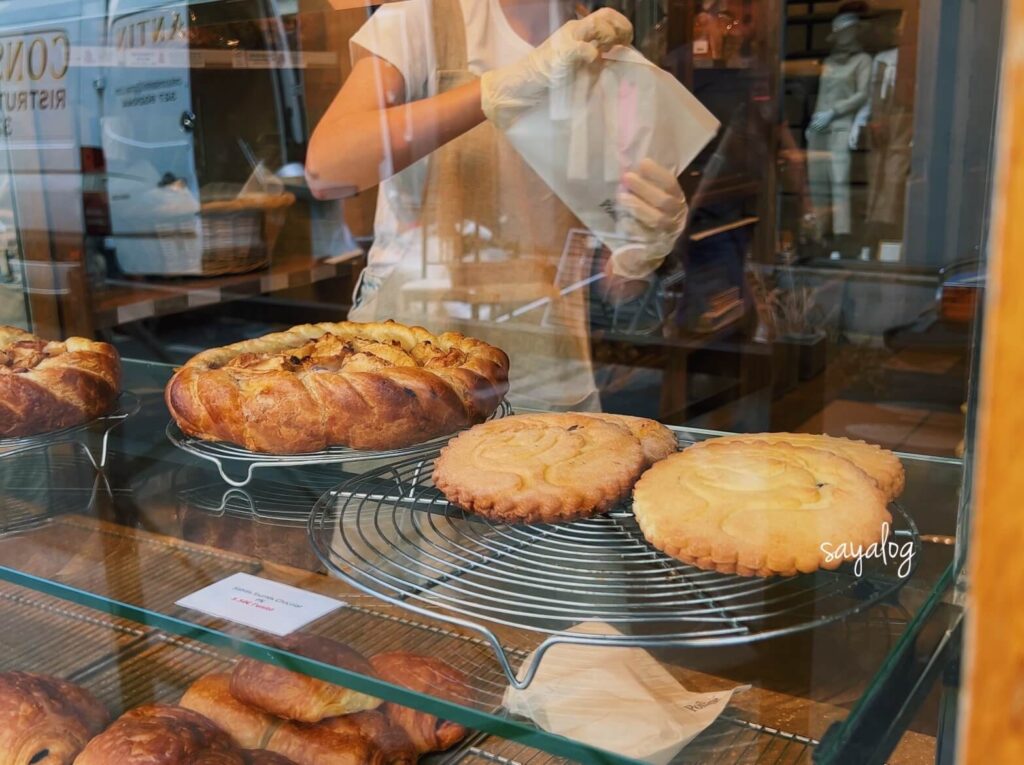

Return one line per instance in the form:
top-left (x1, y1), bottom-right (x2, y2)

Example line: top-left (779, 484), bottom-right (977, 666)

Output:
top-left (165, 321), bottom-right (510, 453)
top-left (0, 326), bottom-right (121, 438)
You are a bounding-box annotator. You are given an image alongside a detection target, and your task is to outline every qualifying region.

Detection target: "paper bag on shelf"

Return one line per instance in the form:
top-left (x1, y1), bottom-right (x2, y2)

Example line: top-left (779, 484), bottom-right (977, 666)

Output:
top-left (502, 622), bottom-right (748, 765)
top-left (501, 47), bottom-right (720, 256)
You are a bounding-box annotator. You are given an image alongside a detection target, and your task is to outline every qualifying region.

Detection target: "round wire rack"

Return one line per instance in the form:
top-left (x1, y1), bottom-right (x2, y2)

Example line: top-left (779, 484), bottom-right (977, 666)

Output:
top-left (177, 466), bottom-right (351, 527)
top-left (166, 400), bottom-right (513, 487)
top-left (309, 455), bottom-right (922, 688)
top-left (0, 392), bottom-right (140, 468)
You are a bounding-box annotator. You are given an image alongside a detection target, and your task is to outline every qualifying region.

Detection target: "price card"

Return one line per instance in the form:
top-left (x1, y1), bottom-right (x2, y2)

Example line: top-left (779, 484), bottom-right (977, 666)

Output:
top-left (176, 573), bottom-right (344, 636)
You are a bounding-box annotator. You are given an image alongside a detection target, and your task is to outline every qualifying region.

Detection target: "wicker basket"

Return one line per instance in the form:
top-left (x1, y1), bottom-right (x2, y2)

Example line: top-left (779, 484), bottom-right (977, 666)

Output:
top-left (152, 192), bottom-right (295, 277)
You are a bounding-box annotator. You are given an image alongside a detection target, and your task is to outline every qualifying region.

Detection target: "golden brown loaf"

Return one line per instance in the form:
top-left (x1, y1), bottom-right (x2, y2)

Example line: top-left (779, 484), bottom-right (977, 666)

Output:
top-left (432, 413), bottom-right (646, 523)
top-left (0, 671), bottom-right (109, 765)
top-left (632, 440), bottom-right (892, 577)
top-left (73, 705), bottom-right (245, 765)
top-left (687, 432), bottom-right (905, 499)
top-left (230, 636), bottom-right (380, 723)
top-left (0, 326), bottom-right (121, 438)
top-left (369, 653), bottom-right (470, 754)
top-left (181, 673), bottom-right (278, 749)
top-left (165, 321), bottom-right (509, 453)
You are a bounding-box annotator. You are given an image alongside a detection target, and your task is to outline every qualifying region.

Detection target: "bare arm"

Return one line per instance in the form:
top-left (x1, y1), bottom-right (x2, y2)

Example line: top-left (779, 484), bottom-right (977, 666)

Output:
top-left (306, 54), bottom-right (485, 199)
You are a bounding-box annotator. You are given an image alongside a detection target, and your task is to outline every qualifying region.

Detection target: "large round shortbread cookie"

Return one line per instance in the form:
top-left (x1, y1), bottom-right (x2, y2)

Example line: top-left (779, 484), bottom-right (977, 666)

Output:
top-left (688, 432), bottom-right (905, 499)
top-left (632, 440), bottom-right (892, 577)
top-left (433, 413), bottom-right (645, 524)
top-left (578, 413), bottom-right (677, 467)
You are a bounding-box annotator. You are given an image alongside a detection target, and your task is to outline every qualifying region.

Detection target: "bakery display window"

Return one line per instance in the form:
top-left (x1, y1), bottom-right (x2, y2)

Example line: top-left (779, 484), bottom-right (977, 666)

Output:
top-left (1, 0), bottom-right (1018, 763)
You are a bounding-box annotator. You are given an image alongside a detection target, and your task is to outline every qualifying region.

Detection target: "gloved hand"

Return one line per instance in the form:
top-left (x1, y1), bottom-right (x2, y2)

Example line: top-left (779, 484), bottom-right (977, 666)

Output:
top-left (808, 109), bottom-right (836, 133)
top-left (609, 158), bottom-right (688, 279)
top-left (481, 8), bottom-right (633, 129)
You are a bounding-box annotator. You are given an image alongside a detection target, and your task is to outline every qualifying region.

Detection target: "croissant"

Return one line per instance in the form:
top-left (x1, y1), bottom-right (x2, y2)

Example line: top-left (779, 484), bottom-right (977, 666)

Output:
top-left (73, 705), bottom-right (245, 765)
top-left (0, 326), bottom-right (120, 438)
top-left (164, 321), bottom-right (509, 453)
top-left (180, 673), bottom-right (278, 749)
top-left (317, 712), bottom-right (416, 765)
top-left (0, 672), bottom-right (109, 765)
top-left (230, 635), bottom-right (381, 723)
top-left (264, 721), bottom-right (385, 765)
top-left (243, 752), bottom-right (297, 765)
top-left (369, 653), bottom-right (470, 753)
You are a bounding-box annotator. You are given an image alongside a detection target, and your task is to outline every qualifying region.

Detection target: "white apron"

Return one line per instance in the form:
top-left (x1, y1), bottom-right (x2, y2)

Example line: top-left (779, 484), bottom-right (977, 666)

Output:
top-left (350, 0), bottom-right (599, 412)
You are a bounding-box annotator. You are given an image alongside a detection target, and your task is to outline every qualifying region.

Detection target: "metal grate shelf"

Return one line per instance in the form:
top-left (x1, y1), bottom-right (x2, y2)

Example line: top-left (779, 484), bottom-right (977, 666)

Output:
top-left (0, 391), bottom-right (139, 468)
top-left (167, 399), bottom-right (513, 487)
top-left (309, 455), bottom-right (920, 688)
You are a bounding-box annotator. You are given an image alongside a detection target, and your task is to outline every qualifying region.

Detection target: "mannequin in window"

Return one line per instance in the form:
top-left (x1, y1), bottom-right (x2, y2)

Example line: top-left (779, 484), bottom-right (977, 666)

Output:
top-left (805, 11), bottom-right (871, 255)
top-left (849, 13), bottom-right (912, 256)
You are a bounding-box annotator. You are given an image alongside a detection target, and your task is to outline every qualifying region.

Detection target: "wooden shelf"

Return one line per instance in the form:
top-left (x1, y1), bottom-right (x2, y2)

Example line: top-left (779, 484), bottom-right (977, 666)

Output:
top-left (92, 251), bottom-right (363, 329)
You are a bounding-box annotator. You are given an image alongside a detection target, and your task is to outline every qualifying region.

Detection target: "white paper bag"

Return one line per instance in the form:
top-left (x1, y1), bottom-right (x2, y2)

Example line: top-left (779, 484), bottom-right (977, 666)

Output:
top-left (503, 47), bottom-right (720, 254)
top-left (503, 623), bottom-right (748, 765)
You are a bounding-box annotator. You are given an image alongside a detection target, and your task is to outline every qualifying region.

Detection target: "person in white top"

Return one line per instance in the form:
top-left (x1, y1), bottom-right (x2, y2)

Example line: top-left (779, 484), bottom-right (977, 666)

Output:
top-left (306, 0), bottom-right (689, 410)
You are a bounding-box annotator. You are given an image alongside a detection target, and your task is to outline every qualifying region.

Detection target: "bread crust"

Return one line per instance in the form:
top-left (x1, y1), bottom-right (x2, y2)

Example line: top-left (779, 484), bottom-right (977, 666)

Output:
top-left (229, 635), bottom-right (380, 723)
top-left (432, 413), bottom-right (646, 524)
top-left (165, 321), bottom-right (509, 453)
top-left (180, 673), bottom-right (278, 749)
top-left (74, 705), bottom-right (245, 765)
top-left (369, 653), bottom-right (470, 754)
top-left (0, 326), bottom-right (121, 438)
top-left (632, 440), bottom-right (892, 577)
top-left (0, 671), bottom-right (109, 765)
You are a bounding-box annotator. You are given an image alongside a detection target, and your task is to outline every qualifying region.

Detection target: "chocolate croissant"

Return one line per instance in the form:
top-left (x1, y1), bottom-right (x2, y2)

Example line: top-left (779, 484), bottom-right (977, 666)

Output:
top-left (369, 653), bottom-right (470, 753)
top-left (180, 673), bottom-right (277, 749)
top-left (0, 672), bottom-right (109, 765)
top-left (264, 721), bottom-right (385, 765)
top-left (74, 705), bottom-right (245, 765)
top-left (0, 326), bottom-right (120, 438)
top-left (230, 635), bottom-right (380, 723)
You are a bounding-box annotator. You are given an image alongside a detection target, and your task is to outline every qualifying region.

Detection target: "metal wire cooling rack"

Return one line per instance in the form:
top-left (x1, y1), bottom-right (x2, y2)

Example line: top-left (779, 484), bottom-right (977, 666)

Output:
top-left (309, 454), bottom-right (921, 689)
top-left (177, 466), bottom-right (356, 526)
top-left (167, 399), bottom-right (513, 487)
top-left (0, 392), bottom-right (139, 468)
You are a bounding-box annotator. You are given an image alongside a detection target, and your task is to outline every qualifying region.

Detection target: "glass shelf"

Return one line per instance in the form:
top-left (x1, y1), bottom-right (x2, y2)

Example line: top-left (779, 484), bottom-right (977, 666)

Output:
top-left (0, 359), bottom-right (963, 764)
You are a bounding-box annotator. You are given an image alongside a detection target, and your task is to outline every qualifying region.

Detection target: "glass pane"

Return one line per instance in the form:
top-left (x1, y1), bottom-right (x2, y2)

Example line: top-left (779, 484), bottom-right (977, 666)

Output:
top-left (0, 0), bottom-right (1000, 762)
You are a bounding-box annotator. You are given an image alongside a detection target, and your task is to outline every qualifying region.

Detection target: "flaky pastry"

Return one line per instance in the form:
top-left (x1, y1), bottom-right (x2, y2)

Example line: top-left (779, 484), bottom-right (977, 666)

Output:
top-left (165, 321), bottom-right (509, 453)
top-left (632, 440), bottom-right (892, 577)
top-left (369, 653), bottom-right (470, 754)
top-left (0, 326), bottom-right (120, 438)
top-left (433, 413), bottom-right (645, 523)
top-left (229, 635), bottom-right (380, 723)
top-left (74, 704), bottom-right (244, 765)
top-left (0, 671), bottom-right (108, 765)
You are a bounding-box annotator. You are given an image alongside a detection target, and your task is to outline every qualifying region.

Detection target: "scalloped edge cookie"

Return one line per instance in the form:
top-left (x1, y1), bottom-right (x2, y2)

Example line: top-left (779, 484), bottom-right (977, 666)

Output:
top-left (433, 413), bottom-right (645, 524)
top-left (632, 440), bottom-right (892, 577)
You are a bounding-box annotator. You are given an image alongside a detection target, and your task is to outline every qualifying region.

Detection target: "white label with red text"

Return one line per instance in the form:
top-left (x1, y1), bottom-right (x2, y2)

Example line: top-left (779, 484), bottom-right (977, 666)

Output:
top-left (176, 573), bottom-right (344, 636)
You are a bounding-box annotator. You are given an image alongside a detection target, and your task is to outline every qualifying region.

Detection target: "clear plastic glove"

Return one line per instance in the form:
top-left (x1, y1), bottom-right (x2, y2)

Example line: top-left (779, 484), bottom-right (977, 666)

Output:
top-left (808, 108), bottom-right (836, 133)
top-left (609, 158), bottom-right (688, 279)
top-left (481, 8), bottom-right (633, 129)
